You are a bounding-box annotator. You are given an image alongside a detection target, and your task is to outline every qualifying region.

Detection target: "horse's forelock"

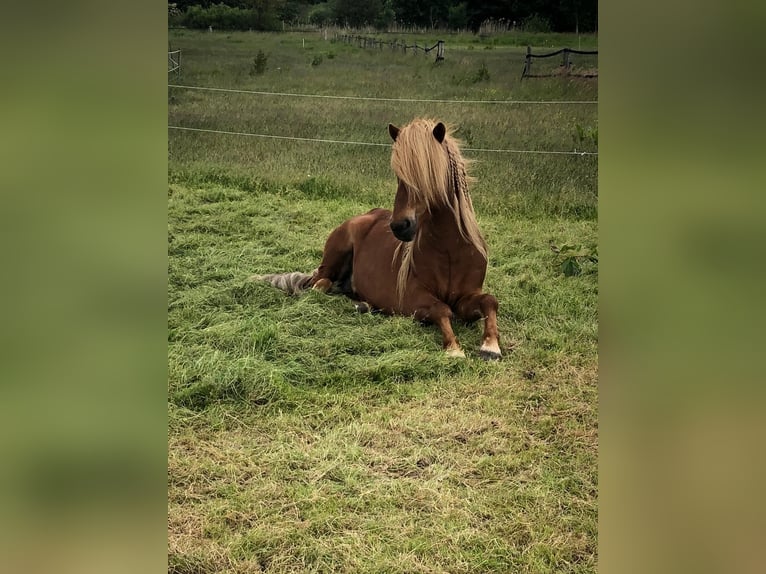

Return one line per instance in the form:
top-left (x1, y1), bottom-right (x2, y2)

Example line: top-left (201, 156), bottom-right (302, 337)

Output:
top-left (390, 118), bottom-right (450, 208)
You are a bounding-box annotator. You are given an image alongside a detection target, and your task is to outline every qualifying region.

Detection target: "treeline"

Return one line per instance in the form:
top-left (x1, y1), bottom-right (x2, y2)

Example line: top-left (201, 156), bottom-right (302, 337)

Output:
top-left (168, 1), bottom-right (597, 33)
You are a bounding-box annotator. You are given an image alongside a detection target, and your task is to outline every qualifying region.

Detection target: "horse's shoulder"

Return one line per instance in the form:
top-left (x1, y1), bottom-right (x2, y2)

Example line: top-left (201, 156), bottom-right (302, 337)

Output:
top-left (345, 208), bottom-right (391, 241)
top-left (363, 207), bottom-right (392, 219)
top-left (348, 208), bottom-right (391, 226)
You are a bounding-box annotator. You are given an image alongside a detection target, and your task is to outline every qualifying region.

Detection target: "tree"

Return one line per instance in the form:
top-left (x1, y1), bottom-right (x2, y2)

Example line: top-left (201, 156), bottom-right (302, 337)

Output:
top-left (333, 0), bottom-right (383, 27)
top-left (391, 0), bottom-right (451, 28)
top-left (448, 2), bottom-right (468, 29)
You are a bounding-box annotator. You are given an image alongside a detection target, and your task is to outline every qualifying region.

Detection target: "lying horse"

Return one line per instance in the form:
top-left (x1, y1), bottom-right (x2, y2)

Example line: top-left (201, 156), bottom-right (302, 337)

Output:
top-left (254, 118), bottom-right (501, 360)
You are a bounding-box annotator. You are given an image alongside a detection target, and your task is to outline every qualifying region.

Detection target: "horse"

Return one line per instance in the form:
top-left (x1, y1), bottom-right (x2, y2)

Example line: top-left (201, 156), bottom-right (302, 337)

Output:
top-left (253, 118), bottom-right (501, 360)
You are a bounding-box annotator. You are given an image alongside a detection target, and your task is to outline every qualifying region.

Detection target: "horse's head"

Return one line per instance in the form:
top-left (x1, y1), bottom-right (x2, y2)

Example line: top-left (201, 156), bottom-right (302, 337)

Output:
top-left (387, 120), bottom-right (447, 242)
top-left (389, 176), bottom-right (418, 242)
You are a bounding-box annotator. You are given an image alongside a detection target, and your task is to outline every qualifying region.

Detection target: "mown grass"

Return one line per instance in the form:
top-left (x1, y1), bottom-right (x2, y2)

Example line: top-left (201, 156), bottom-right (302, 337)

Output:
top-left (169, 29), bottom-right (597, 573)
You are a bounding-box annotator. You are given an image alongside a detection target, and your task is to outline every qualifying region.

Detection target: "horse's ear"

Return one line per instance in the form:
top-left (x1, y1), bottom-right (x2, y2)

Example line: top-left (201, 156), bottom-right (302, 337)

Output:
top-left (388, 124), bottom-right (400, 141)
top-left (433, 122), bottom-right (446, 143)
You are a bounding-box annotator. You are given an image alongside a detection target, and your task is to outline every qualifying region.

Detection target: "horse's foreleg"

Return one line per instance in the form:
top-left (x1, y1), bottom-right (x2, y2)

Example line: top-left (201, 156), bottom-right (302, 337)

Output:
top-left (456, 293), bottom-right (501, 361)
top-left (312, 223), bottom-right (353, 293)
top-left (414, 300), bottom-right (464, 358)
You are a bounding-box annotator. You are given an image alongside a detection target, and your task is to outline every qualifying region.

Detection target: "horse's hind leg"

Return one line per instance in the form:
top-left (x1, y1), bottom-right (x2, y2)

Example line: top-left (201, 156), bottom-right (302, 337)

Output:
top-left (312, 222), bottom-right (353, 293)
top-left (455, 293), bottom-right (501, 361)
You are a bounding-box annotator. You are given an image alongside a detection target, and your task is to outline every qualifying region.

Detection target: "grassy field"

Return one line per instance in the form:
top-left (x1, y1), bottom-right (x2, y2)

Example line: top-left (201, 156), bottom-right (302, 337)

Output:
top-left (169, 29), bottom-right (597, 573)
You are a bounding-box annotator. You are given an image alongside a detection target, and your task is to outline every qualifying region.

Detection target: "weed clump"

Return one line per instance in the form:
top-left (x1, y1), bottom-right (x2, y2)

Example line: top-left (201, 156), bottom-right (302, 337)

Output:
top-left (472, 62), bottom-right (490, 82)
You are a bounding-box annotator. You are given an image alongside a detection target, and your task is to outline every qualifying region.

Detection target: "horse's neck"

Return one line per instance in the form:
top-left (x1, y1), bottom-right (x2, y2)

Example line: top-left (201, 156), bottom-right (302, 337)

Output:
top-left (418, 204), bottom-right (479, 257)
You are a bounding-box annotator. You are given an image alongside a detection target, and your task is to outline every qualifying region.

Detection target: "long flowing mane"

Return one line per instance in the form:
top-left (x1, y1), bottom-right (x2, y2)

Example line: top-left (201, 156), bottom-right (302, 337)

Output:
top-left (390, 119), bottom-right (487, 300)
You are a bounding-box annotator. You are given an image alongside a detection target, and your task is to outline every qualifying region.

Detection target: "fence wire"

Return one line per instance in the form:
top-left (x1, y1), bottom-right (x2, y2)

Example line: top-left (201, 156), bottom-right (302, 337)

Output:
top-left (168, 125), bottom-right (598, 156)
top-left (168, 84), bottom-right (597, 105)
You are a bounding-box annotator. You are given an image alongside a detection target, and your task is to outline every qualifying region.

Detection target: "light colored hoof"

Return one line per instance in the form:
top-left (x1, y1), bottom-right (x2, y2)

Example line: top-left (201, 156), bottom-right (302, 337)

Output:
top-left (354, 302), bottom-right (371, 313)
top-left (479, 342), bottom-right (502, 361)
top-left (312, 279), bottom-right (331, 293)
top-left (446, 348), bottom-right (466, 359)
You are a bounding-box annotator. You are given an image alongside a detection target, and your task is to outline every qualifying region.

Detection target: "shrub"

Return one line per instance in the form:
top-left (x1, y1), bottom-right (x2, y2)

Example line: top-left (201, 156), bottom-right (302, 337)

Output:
top-left (250, 50), bottom-right (269, 75)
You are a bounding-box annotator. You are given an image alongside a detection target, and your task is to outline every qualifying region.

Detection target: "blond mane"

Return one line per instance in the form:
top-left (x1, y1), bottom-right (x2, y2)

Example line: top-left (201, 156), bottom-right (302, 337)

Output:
top-left (390, 119), bottom-right (487, 302)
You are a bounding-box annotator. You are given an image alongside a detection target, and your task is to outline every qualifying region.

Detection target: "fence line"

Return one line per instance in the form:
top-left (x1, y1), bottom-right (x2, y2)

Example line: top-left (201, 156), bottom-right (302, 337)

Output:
top-left (335, 33), bottom-right (445, 62)
top-left (521, 46), bottom-right (598, 79)
top-left (168, 84), bottom-right (597, 105)
top-left (168, 125), bottom-right (597, 156)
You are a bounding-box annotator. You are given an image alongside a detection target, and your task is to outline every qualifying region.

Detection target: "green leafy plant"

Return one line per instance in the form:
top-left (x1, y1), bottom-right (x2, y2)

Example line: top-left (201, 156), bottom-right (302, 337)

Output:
top-left (311, 54), bottom-right (323, 67)
top-left (574, 123), bottom-right (598, 147)
top-left (550, 242), bottom-right (598, 276)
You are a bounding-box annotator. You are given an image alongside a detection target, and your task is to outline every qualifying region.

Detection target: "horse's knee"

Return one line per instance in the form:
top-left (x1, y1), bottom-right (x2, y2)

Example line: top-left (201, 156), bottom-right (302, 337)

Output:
top-left (414, 301), bottom-right (453, 324)
top-left (456, 293), bottom-right (494, 322)
top-left (479, 293), bottom-right (499, 315)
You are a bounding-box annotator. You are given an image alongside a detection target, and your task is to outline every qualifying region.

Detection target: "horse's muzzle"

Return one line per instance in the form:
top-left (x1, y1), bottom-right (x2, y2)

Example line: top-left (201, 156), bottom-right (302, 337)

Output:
top-left (390, 217), bottom-right (416, 242)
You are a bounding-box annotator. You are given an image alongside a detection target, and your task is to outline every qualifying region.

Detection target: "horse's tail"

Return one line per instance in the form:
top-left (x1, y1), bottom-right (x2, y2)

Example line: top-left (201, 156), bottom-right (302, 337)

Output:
top-left (250, 270), bottom-right (315, 295)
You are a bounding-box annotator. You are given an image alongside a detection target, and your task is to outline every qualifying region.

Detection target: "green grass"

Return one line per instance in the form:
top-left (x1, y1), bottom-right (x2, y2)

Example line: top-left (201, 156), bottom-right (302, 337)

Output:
top-left (169, 29), bottom-right (597, 573)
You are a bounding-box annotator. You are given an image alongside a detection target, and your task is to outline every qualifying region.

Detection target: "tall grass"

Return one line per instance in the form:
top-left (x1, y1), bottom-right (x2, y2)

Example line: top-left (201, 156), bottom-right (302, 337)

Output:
top-left (169, 30), bottom-right (597, 218)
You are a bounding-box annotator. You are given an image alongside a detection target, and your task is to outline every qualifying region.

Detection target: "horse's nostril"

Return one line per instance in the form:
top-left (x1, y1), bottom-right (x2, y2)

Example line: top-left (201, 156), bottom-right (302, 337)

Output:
top-left (390, 218), bottom-right (412, 233)
top-left (390, 217), bottom-right (416, 241)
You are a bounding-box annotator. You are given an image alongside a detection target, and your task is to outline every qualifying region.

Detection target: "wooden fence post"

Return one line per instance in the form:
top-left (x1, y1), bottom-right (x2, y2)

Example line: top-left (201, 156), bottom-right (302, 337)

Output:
top-left (436, 40), bottom-right (444, 62)
top-left (522, 45), bottom-right (531, 78)
top-left (563, 48), bottom-right (570, 73)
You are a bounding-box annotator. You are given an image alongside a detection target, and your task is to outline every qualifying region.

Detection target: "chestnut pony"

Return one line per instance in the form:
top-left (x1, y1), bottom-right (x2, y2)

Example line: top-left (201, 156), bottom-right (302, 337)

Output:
top-left (254, 118), bottom-right (501, 360)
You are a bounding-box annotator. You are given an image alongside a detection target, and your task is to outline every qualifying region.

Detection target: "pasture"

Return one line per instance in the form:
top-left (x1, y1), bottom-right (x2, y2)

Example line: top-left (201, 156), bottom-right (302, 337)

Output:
top-left (168, 29), bottom-right (598, 573)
